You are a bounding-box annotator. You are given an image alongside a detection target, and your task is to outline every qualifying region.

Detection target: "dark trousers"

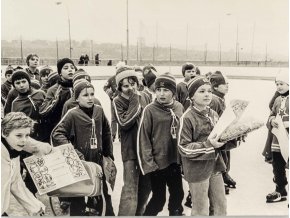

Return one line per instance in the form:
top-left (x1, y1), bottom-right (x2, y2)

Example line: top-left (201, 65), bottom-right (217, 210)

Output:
top-left (69, 176), bottom-right (115, 216)
top-left (272, 152), bottom-right (288, 191)
top-left (221, 150), bottom-right (230, 172)
top-left (111, 102), bottom-right (119, 140)
top-left (144, 163), bottom-right (184, 216)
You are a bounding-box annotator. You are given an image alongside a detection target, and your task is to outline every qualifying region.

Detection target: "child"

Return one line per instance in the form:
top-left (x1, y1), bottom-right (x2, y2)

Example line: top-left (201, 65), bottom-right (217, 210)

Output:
top-left (51, 79), bottom-right (115, 216)
top-left (112, 66), bottom-right (151, 216)
top-left (142, 64), bottom-right (157, 102)
top-left (61, 69), bottom-right (101, 117)
top-left (137, 72), bottom-right (184, 216)
top-left (39, 65), bottom-right (53, 92)
top-left (176, 63), bottom-right (197, 110)
top-left (47, 71), bottom-right (60, 88)
top-left (1, 65), bottom-right (14, 106)
top-left (1, 112), bottom-right (51, 216)
top-left (25, 54), bottom-right (40, 81)
top-left (266, 71), bottom-right (289, 203)
top-left (178, 76), bottom-right (227, 216)
top-left (209, 71), bottom-right (236, 190)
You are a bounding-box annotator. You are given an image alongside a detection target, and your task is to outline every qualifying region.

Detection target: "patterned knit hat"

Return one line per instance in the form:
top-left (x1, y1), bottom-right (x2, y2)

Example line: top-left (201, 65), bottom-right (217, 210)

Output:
top-left (57, 58), bottom-right (76, 74)
top-left (209, 71), bottom-right (228, 88)
top-left (11, 70), bottom-right (31, 87)
top-left (73, 79), bottom-right (94, 100)
top-left (182, 63), bottom-right (196, 76)
top-left (276, 70), bottom-right (289, 85)
top-left (115, 66), bottom-right (137, 87)
top-left (188, 76), bottom-right (211, 98)
top-left (5, 65), bottom-right (14, 76)
top-left (47, 71), bottom-right (60, 86)
top-left (39, 65), bottom-right (53, 77)
top-left (154, 72), bottom-right (176, 95)
top-left (72, 69), bottom-right (91, 83)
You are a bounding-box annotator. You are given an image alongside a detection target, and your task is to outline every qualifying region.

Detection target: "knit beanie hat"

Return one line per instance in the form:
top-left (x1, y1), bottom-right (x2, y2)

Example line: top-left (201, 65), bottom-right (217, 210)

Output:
top-left (47, 71), bottom-right (60, 85)
top-left (26, 54), bottom-right (39, 66)
top-left (72, 69), bottom-right (91, 83)
top-left (11, 70), bottom-right (31, 87)
top-left (13, 66), bottom-right (24, 71)
top-left (182, 63), bottom-right (196, 76)
top-left (39, 65), bottom-right (53, 77)
top-left (73, 79), bottom-right (94, 100)
top-left (276, 70), bottom-right (289, 85)
top-left (154, 72), bottom-right (176, 95)
top-left (115, 66), bottom-right (137, 87)
top-left (209, 71), bottom-right (228, 88)
top-left (30, 79), bottom-right (41, 89)
top-left (188, 76), bottom-right (211, 98)
top-left (5, 65), bottom-right (14, 76)
top-left (57, 58), bottom-right (76, 74)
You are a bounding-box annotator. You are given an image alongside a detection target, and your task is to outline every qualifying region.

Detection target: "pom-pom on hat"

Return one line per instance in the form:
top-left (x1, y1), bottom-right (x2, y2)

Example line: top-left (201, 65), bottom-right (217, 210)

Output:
top-left (182, 63), bottom-right (196, 76)
top-left (209, 71), bottom-right (228, 88)
top-left (116, 61), bottom-right (126, 70)
top-left (26, 54), bottom-right (39, 66)
top-left (57, 58), bottom-right (76, 74)
top-left (188, 76), bottom-right (211, 98)
top-left (72, 69), bottom-right (91, 83)
top-left (154, 72), bottom-right (177, 95)
top-left (39, 65), bottom-right (53, 77)
top-left (5, 65), bottom-right (14, 76)
top-left (73, 79), bottom-right (94, 100)
top-left (275, 70), bottom-right (289, 85)
top-left (115, 66), bottom-right (137, 87)
top-left (11, 70), bottom-right (31, 87)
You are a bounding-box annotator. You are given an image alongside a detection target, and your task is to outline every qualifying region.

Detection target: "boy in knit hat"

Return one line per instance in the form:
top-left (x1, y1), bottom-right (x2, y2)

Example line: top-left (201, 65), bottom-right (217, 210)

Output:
top-left (47, 71), bottom-right (60, 88)
top-left (209, 71), bottom-right (236, 191)
top-left (39, 65), bottom-right (53, 92)
top-left (176, 63), bottom-right (197, 111)
top-left (113, 66), bottom-right (151, 216)
top-left (142, 64), bottom-right (157, 102)
top-left (1, 65), bottom-right (14, 105)
top-left (61, 70), bottom-right (101, 117)
top-left (178, 76), bottom-right (229, 216)
top-left (25, 53), bottom-right (40, 81)
top-left (137, 72), bottom-right (184, 216)
top-left (266, 71), bottom-right (289, 203)
top-left (52, 79), bottom-right (115, 216)
top-left (39, 58), bottom-right (76, 134)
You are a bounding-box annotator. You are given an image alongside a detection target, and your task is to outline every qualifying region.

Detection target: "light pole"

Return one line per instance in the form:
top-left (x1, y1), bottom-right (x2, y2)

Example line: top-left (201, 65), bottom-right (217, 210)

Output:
top-left (56, 1), bottom-right (72, 58)
top-left (126, 0), bottom-right (129, 64)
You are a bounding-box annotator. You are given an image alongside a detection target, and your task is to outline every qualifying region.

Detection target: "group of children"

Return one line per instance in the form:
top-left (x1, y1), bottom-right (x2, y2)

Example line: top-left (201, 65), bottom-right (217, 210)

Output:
top-left (1, 54), bottom-right (289, 216)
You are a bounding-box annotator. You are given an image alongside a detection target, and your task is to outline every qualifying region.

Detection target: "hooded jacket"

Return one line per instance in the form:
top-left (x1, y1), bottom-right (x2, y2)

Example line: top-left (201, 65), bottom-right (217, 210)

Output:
top-left (137, 99), bottom-right (184, 175)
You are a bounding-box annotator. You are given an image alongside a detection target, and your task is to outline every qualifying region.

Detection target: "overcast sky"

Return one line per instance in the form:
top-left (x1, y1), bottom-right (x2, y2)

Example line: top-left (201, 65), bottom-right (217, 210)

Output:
top-left (1, 0), bottom-right (288, 55)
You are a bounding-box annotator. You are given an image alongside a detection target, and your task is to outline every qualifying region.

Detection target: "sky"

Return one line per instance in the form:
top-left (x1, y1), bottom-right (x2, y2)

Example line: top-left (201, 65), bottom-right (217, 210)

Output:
top-left (1, 0), bottom-right (289, 56)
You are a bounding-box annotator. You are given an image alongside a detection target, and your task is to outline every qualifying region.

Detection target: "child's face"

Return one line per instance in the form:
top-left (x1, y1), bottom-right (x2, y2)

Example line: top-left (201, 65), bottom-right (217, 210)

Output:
top-left (5, 73), bottom-right (12, 82)
top-left (121, 78), bottom-right (138, 95)
top-left (3, 128), bottom-right (31, 151)
top-left (61, 63), bottom-right (76, 81)
top-left (77, 87), bottom-right (95, 108)
top-left (40, 74), bottom-right (49, 84)
top-left (14, 78), bottom-right (30, 94)
top-left (191, 84), bottom-right (212, 108)
top-left (155, 87), bottom-right (173, 104)
top-left (276, 81), bottom-right (289, 94)
top-left (215, 83), bottom-right (229, 94)
top-left (28, 56), bottom-right (39, 68)
top-left (184, 69), bottom-right (196, 81)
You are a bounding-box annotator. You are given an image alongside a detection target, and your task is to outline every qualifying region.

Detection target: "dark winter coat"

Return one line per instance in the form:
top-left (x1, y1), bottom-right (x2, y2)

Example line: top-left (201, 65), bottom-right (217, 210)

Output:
top-left (1, 80), bottom-right (12, 106)
top-left (176, 81), bottom-right (191, 110)
top-left (137, 100), bottom-right (184, 175)
top-left (113, 92), bottom-right (150, 161)
top-left (4, 89), bottom-right (18, 115)
top-left (103, 75), bottom-right (118, 100)
top-left (25, 68), bottom-right (40, 81)
top-left (209, 90), bottom-right (226, 117)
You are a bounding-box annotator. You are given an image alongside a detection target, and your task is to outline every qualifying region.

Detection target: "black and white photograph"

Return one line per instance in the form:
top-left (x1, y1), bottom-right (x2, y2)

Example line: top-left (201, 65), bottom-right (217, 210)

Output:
top-left (1, 0), bottom-right (289, 217)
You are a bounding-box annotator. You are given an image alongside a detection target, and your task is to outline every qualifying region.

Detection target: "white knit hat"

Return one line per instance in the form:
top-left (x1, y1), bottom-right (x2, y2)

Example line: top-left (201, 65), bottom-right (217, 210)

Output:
top-left (276, 70), bottom-right (289, 85)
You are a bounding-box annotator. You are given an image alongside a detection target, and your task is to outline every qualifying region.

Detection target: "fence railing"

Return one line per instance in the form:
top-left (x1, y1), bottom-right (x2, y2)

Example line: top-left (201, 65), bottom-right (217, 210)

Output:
top-left (1, 57), bottom-right (288, 67)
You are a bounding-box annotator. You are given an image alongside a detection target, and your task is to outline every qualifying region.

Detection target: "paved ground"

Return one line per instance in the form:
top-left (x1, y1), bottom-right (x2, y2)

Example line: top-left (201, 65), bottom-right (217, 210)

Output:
top-left (5, 78), bottom-right (289, 217)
